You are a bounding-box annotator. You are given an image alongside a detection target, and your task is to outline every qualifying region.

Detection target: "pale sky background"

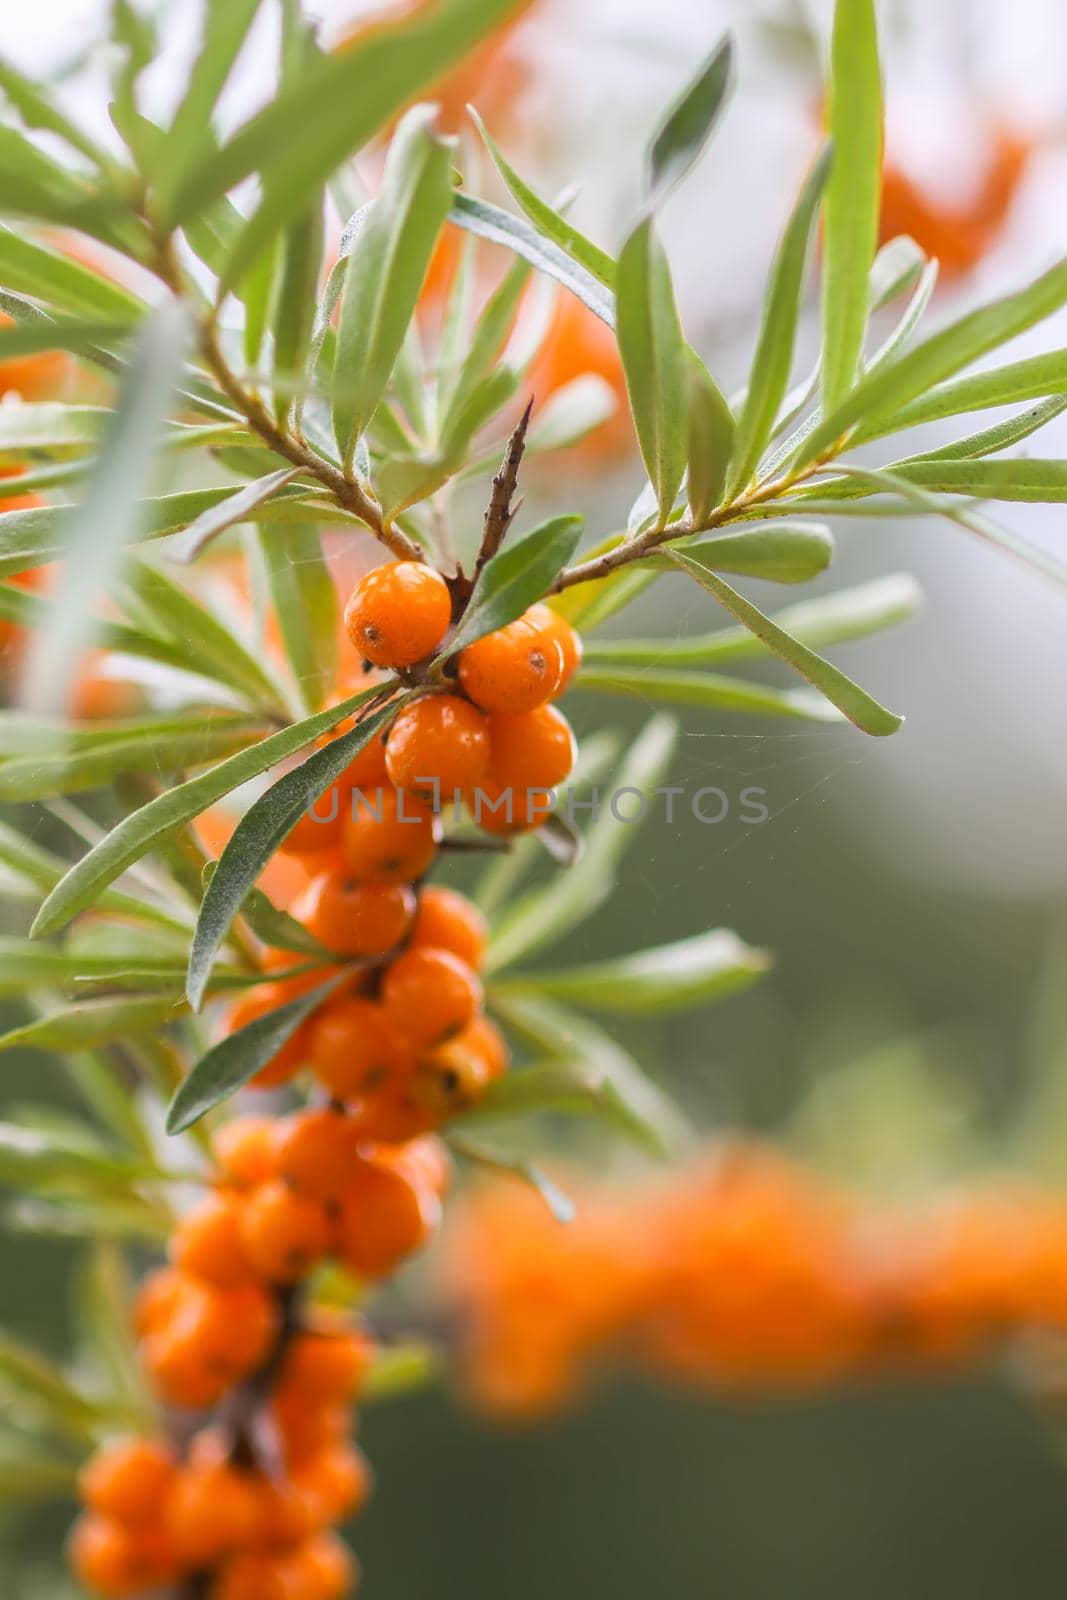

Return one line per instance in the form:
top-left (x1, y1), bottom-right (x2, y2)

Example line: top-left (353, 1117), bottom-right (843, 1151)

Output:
top-left (3, 0), bottom-right (1067, 899)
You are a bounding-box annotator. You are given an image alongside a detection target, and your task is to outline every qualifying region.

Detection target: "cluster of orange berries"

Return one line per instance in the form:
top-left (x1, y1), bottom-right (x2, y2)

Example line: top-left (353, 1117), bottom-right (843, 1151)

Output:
top-left (442, 1144), bottom-right (1067, 1419)
top-left (69, 556), bottom-right (586, 1596)
top-left (342, 558), bottom-right (580, 833)
top-left (228, 558), bottom-right (581, 1130)
top-left (70, 1113), bottom-right (451, 1597)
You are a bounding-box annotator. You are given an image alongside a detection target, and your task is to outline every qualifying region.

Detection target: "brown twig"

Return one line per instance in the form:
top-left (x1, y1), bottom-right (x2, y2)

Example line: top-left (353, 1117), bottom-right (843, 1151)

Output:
top-left (548, 451), bottom-right (836, 593)
top-left (473, 397), bottom-right (534, 582)
top-left (147, 229), bottom-right (423, 565)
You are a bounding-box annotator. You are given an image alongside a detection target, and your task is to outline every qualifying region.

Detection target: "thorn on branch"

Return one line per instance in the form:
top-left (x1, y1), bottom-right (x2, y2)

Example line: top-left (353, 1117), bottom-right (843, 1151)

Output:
top-left (475, 397), bottom-right (534, 582)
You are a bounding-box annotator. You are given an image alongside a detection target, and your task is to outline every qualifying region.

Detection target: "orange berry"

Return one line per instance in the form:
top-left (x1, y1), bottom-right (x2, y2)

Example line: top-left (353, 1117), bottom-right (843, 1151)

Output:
top-left (213, 1115), bottom-right (278, 1188)
top-left (343, 561), bottom-right (451, 667)
top-left (142, 1279), bottom-right (277, 1407)
top-left (166, 1457), bottom-right (262, 1567)
top-left (79, 1438), bottom-right (176, 1525)
top-left (381, 946), bottom-right (482, 1050)
top-left (69, 1514), bottom-right (180, 1597)
top-left (411, 1015), bottom-right (508, 1118)
top-left (487, 702), bottom-right (576, 792)
top-left (472, 702), bottom-right (577, 833)
top-left (210, 1550), bottom-right (298, 1600)
top-left (171, 1190), bottom-right (256, 1287)
top-left (342, 784), bottom-right (440, 885)
top-left (280, 786), bottom-right (346, 857)
top-left (384, 693), bottom-right (490, 799)
top-left (272, 1390), bottom-right (348, 1467)
top-left (309, 995), bottom-right (415, 1101)
top-left (410, 884), bottom-right (488, 970)
top-left (272, 1110), bottom-right (361, 1204)
top-left (133, 1266), bottom-right (187, 1339)
top-left (294, 1445), bottom-right (373, 1525)
top-left (295, 872), bottom-right (415, 957)
top-left (458, 614), bottom-right (564, 713)
top-left (288, 1531), bottom-right (359, 1599)
top-left (239, 1180), bottom-right (330, 1282)
top-left (345, 1081), bottom-right (437, 1144)
top-left (280, 1323), bottom-right (373, 1404)
top-left (142, 1329), bottom-right (228, 1411)
top-left (527, 602), bottom-right (583, 692)
top-left (337, 1151), bottom-right (442, 1277)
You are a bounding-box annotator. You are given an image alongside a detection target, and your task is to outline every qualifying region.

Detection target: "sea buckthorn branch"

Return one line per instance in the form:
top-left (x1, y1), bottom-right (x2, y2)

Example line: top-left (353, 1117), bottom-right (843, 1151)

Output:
top-left (440, 1143), bottom-right (1067, 1418)
top-left (3, 2), bottom-right (1067, 1596)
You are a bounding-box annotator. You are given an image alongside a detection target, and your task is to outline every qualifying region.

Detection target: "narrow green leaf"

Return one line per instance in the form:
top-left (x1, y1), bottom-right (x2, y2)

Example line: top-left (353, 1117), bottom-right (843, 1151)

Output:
top-left (183, 0), bottom-right (525, 288)
top-left (865, 257), bottom-right (939, 374)
top-left (821, 0), bottom-right (882, 410)
top-left (574, 663), bottom-right (849, 722)
top-left (440, 254), bottom-right (530, 422)
top-left (151, 0), bottom-right (265, 216)
top-left (272, 200), bottom-right (326, 425)
top-left (489, 992), bottom-right (689, 1156)
top-left (584, 572), bottom-right (923, 666)
top-left (830, 461), bottom-right (1067, 586)
top-left (0, 487), bottom-right (332, 582)
top-left (883, 456), bottom-right (1067, 503)
top-left (186, 694), bottom-right (407, 1008)
top-left (451, 192), bottom-right (615, 326)
top-left (18, 304), bottom-right (190, 720)
top-left (0, 1122), bottom-right (150, 1186)
top-left (0, 1331), bottom-right (101, 1437)
top-left (616, 218), bottom-right (688, 523)
top-left (0, 223), bottom-right (143, 320)
top-left (534, 811), bottom-right (583, 868)
top-left (447, 1132), bottom-right (575, 1224)
top-left (895, 396), bottom-right (1067, 465)
top-left (495, 928), bottom-right (770, 1015)
top-left (666, 549), bottom-right (903, 734)
top-left (333, 106), bottom-right (455, 467)
top-left (445, 515), bottom-right (584, 656)
top-left (80, 1242), bottom-right (152, 1429)
top-left (167, 976), bottom-right (340, 1133)
top-left (121, 559), bottom-right (288, 714)
top-left (0, 318), bottom-right (130, 363)
top-left (488, 715), bottom-right (678, 972)
top-left (524, 375), bottom-right (619, 453)
top-left (643, 521), bottom-right (834, 583)
top-left (241, 238), bottom-right (281, 373)
top-left (868, 234), bottom-right (925, 311)
top-left (685, 351), bottom-right (735, 523)
top-left (647, 34), bottom-right (734, 206)
top-left (31, 683), bottom-right (387, 938)
top-left (860, 346), bottom-right (1067, 441)
top-left (468, 107), bottom-right (615, 288)
top-left (164, 468), bottom-right (302, 563)
top-left (0, 995), bottom-right (187, 1055)
top-left (0, 54), bottom-right (110, 167)
top-left (0, 717), bottom-right (263, 801)
top-left (257, 526), bottom-right (339, 714)
top-left (725, 144), bottom-right (832, 498)
top-left (795, 255), bottom-right (1067, 468)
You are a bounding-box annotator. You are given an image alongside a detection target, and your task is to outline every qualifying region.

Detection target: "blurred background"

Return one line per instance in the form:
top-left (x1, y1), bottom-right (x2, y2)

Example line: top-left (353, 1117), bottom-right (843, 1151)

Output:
top-left (4, 0), bottom-right (1067, 1594)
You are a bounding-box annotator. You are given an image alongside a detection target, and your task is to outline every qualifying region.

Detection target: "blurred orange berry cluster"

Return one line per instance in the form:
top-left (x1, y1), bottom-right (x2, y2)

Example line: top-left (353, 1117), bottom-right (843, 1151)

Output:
top-left (441, 1144), bottom-right (1067, 1419)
